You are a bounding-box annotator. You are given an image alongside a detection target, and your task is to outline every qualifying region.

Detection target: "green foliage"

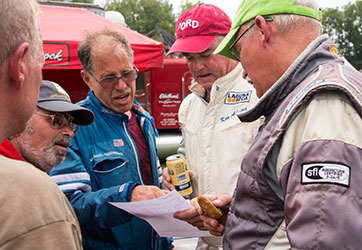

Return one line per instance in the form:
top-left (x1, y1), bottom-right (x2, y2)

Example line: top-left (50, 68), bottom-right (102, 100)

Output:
top-left (76, 0), bottom-right (93, 2)
top-left (50, 0), bottom-right (94, 2)
top-left (105, 0), bottom-right (176, 37)
top-left (72, 0), bottom-right (93, 2)
top-left (178, 0), bottom-right (201, 17)
top-left (323, 1), bottom-right (362, 70)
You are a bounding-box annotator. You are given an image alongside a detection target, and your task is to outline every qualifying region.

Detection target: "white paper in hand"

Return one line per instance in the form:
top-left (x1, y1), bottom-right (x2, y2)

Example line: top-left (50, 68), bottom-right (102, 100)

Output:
top-left (109, 190), bottom-right (211, 237)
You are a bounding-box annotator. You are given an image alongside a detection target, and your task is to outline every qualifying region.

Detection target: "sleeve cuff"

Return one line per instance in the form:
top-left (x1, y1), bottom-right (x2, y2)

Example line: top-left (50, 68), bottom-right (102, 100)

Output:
top-left (119, 182), bottom-right (140, 202)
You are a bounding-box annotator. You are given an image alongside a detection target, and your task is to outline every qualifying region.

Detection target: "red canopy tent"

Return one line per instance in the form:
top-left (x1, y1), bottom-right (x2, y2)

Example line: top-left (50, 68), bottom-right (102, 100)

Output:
top-left (39, 5), bottom-right (164, 102)
top-left (40, 5), bottom-right (164, 71)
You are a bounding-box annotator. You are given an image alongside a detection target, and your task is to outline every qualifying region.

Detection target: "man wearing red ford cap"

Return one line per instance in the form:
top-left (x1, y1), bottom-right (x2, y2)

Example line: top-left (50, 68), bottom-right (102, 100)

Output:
top-left (162, 4), bottom-right (261, 250)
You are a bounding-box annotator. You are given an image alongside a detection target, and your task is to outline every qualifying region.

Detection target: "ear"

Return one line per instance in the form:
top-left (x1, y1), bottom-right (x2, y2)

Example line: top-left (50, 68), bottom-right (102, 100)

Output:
top-left (254, 16), bottom-right (271, 46)
top-left (8, 42), bottom-right (30, 89)
top-left (80, 70), bottom-right (92, 89)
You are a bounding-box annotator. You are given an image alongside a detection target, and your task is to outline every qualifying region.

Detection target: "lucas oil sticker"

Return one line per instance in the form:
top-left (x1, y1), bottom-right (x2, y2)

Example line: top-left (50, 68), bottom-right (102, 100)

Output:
top-left (224, 91), bottom-right (252, 105)
top-left (301, 163), bottom-right (350, 187)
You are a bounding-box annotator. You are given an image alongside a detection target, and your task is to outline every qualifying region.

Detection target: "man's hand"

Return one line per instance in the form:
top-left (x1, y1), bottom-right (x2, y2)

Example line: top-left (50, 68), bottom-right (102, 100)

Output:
top-left (162, 167), bottom-right (193, 191)
top-left (162, 167), bottom-right (175, 191)
top-left (131, 185), bottom-right (169, 202)
top-left (174, 194), bottom-right (232, 236)
top-left (173, 198), bottom-right (206, 230)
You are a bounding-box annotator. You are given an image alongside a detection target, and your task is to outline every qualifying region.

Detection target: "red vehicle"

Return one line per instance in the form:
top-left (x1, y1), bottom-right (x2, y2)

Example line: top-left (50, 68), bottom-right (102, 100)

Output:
top-left (136, 58), bottom-right (193, 159)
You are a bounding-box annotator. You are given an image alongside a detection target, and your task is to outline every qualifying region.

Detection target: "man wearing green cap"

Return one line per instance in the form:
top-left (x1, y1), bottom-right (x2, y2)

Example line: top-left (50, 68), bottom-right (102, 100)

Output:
top-left (175, 0), bottom-right (362, 249)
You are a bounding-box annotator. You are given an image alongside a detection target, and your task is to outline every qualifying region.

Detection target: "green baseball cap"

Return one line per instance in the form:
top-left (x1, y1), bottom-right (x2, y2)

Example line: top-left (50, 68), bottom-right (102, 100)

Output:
top-left (214, 0), bottom-right (322, 60)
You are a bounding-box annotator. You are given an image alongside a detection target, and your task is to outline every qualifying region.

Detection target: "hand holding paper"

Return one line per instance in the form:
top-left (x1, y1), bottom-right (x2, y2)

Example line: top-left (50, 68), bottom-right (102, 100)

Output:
top-left (110, 190), bottom-right (211, 237)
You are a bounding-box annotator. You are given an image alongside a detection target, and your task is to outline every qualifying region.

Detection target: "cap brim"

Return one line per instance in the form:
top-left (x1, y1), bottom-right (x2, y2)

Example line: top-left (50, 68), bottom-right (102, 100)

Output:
top-left (37, 101), bottom-right (95, 126)
top-left (214, 26), bottom-right (240, 61)
top-left (167, 35), bottom-right (217, 56)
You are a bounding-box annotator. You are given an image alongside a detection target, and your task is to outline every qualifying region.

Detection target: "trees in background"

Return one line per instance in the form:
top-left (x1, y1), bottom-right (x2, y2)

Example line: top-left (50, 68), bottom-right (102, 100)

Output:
top-left (51, 0), bottom-right (94, 2)
top-left (104, 0), bottom-right (176, 36)
top-left (103, 0), bottom-right (200, 43)
top-left (178, 0), bottom-right (201, 16)
top-left (49, 0), bottom-right (361, 70)
top-left (323, 1), bottom-right (361, 70)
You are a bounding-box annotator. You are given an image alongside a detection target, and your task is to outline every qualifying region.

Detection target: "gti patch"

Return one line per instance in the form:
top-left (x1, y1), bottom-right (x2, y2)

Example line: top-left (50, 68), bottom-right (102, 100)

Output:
top-left (301, 163), bottom-right (350, 187)
top-left (225, 91), bottom-right (251, 104)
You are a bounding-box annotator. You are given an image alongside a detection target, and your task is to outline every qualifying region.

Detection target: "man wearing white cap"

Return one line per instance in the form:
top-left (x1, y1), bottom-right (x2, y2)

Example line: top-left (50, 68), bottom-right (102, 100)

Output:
top-left (163, 4), bottom-right (261, 250)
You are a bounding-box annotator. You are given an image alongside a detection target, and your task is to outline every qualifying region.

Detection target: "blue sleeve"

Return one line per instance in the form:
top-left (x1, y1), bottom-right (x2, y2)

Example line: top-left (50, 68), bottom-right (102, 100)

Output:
top-left (154, 235), bottom-right (174, 250)
top-left (49, 140), bottom-right (139, 231)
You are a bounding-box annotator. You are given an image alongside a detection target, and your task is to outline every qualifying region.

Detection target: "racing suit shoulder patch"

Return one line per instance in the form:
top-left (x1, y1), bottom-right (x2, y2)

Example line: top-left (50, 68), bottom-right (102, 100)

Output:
top-left (301, 162), bottom-right (350, 187)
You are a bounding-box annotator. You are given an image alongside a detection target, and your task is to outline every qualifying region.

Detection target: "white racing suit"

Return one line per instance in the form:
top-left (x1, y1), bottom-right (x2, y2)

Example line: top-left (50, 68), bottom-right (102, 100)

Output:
top-left (178, 63), bottom-right (261, 249)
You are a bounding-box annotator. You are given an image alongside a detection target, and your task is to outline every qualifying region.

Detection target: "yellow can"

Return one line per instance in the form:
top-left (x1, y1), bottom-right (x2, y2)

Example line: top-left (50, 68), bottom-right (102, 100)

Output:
top-left (166, 154), bottom-right (192, 197)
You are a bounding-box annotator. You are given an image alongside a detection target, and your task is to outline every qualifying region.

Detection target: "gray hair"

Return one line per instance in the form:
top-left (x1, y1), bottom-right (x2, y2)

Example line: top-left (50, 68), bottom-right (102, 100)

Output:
top-left (244, 0), bottom-right (323, 37)
top-left (0, 0), bottom-right (42, 68)
top-left (77, 27), bottom-right (134, 73)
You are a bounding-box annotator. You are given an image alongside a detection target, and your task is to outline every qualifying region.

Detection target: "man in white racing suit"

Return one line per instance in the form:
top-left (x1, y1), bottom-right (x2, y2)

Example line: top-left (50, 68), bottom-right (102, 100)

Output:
top-left (162, 4), bottom-right (261, 249)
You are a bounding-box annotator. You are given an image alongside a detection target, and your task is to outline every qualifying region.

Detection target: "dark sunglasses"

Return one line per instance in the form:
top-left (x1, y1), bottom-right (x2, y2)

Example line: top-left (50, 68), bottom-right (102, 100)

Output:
top-left (35, 112), bottom-right (78, 133)
top-left (88, 66), bottom-right (138, 89)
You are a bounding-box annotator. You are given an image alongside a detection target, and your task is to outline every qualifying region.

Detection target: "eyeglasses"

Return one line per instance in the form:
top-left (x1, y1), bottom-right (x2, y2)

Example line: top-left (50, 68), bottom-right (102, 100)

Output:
top-left (35, 112), bottom-right (78, 133)
top-left (229, 17), bottom-right (274, 61)
top-left (88, 66), bottom-right (138, 89)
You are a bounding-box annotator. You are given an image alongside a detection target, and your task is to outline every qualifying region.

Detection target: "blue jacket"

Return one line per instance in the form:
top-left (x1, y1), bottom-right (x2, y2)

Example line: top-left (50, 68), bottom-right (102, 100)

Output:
top-left (49, 91), bottom-right (173, 250)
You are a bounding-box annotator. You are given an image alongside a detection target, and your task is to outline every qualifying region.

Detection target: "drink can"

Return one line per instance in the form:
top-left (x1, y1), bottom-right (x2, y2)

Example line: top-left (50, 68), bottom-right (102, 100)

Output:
top-left (166, 154), bottom-right (192, 197)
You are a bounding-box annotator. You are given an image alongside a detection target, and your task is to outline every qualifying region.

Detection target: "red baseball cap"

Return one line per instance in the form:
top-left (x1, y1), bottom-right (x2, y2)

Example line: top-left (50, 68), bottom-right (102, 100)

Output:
top-left (167, 3), bottom-right (231, 55)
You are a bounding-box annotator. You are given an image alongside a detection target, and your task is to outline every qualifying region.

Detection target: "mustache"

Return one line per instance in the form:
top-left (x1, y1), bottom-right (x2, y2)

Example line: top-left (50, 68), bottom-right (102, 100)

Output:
top-left (52, 136), bottom-right (71, 147)
top-left (111, 88), bottom-right (132, 98)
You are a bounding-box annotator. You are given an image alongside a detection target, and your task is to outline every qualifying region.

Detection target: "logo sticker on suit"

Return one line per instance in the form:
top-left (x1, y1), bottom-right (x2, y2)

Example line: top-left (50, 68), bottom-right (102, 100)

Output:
top-left (301, 162), bottom-right (350, 187)
top-left (224, 91), bottom-right (252, 104)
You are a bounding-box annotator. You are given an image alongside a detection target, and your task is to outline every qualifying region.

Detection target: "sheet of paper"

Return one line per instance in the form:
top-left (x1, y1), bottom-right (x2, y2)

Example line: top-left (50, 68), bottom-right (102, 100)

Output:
top-left (109, 190), bottom-right (212, 237)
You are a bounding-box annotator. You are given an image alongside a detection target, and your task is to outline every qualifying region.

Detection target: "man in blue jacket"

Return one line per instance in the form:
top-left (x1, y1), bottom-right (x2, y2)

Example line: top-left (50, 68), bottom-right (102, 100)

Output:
top-left (49, 28), bottom-right (173, 250)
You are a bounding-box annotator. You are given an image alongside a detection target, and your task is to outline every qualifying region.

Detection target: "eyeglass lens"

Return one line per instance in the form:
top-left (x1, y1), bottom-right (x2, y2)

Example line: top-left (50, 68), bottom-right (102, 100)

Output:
top-left (52, 113), bottom-right (78, 132)
top-left (229, 17), bottom-right (274, 61)
top-left (99, 69), bottom-right (138, 88)
top-left (229, 23), bottom-right (255, 61)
